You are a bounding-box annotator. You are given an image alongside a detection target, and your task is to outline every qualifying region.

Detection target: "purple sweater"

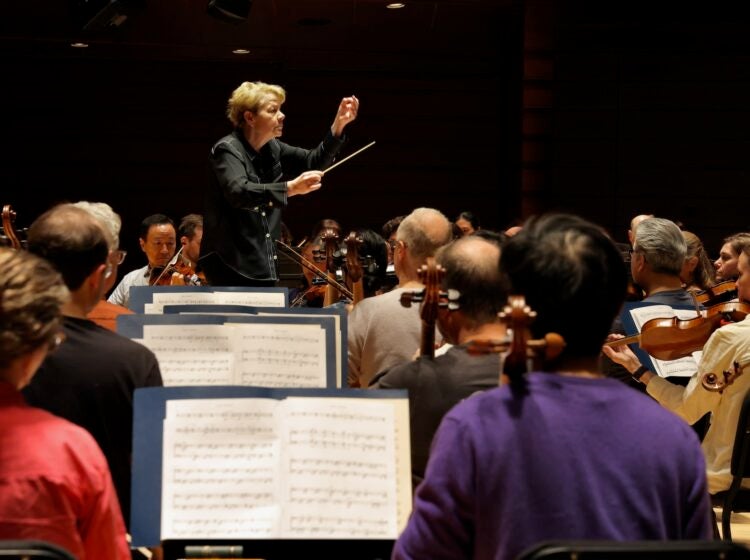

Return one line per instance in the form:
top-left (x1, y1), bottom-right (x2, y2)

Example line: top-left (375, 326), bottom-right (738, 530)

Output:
top-left (393, 373), bottom-right (713, 560)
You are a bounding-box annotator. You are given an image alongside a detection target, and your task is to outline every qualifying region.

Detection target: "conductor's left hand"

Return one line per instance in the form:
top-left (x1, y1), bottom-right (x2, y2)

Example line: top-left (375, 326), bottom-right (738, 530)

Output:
top-left (331, 95), bottom-right (359, 137)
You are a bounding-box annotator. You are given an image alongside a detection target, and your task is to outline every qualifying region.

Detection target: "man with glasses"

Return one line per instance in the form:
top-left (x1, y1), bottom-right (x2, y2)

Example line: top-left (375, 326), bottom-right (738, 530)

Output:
top-left (72, 201), bottom-right (135, 331)
top-left (22, 203), bottom-right (163, 537)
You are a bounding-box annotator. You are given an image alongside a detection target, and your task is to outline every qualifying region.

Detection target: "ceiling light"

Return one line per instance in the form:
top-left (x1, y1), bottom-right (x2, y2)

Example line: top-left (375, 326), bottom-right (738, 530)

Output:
top-left (70, 42), bottom-right (89, 48)
top-left (232, 48), bottom-right (250, 55)
top-left (386, 3), bottom-right (405, 8)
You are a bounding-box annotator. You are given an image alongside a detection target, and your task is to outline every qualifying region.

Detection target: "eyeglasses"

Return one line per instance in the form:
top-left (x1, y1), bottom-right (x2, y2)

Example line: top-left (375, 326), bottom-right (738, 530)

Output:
top-left (47, 331), bottom-right (66, 353)
top-left (111, 250), bottom-right (127, 265)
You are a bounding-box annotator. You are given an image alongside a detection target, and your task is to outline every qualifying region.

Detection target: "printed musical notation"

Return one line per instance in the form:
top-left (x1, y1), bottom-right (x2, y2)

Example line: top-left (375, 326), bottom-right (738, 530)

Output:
top-left (159, 397), bottom-right (408, 540)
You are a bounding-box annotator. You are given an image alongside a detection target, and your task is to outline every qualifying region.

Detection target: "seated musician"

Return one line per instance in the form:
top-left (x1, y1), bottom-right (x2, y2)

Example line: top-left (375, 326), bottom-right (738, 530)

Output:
top-left (178, 213), bottom-right (204, 271)
top-left (108, 213), bottom-right (177, 309)
top-left (74, 201), bottom-right (135, 331)
top-left (347, 207), bottom-right (453, 388)
top-left (604, 241), bottom-right (750, 495)
top-left (681, 230), bottom-right (717, 293)
top-left (0, 248), bottom-right (130, 560)
top-left (370, 235), bottom-right (506, 488)
top-left (714, 232), bottom-right (750, 282)
top-left (393, 213), bottom-right (713, 560)
top-left (601, 217), bottom-right (697, 389)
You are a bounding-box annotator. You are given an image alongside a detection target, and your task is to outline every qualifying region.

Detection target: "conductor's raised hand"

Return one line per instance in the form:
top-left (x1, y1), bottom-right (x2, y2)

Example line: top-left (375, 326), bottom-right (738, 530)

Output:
top-left (331, 95), bottom-right (360, 137)
top-left (288, 170), bottom-right (323, 197)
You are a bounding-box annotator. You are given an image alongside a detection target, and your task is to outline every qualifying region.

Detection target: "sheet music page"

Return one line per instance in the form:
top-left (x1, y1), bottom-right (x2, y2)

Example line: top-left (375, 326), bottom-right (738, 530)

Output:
top-left (280, 398), bottom-right (400, 539)
top-left (258, 311), bottom-right (343, 387)
top-left (217, 291), bottom-right (286, 307)
top-left (143, 325), bottom-right (235, 385)
top-left (161, 398), bottom-right (283, 539)
top-left (145, 292), bottom-right (217, 313)
top-left (230, 324), bottom-right (328, 387)
top-left (628, 306), bottom-right (704, 378)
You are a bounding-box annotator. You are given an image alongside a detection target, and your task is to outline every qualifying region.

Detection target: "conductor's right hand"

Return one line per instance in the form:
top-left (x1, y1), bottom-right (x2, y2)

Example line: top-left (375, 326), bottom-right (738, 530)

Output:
top-left (287, 170), bottom-right (323, 197)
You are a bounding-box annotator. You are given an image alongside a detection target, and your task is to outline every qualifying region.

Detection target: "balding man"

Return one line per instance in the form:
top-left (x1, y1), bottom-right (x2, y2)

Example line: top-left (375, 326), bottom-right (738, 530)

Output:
top-left (370, 235), bottom-right (507, 487)
top-left (347, 207), bottom-right (453, 388)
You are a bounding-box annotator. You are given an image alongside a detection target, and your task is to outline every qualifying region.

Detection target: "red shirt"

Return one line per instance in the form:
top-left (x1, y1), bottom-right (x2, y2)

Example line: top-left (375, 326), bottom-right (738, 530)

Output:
top-left (0, 383), bottom-right (131, 559)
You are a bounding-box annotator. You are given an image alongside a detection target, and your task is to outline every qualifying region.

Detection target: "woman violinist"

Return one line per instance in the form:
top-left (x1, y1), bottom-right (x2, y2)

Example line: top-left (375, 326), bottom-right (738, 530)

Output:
top-left (681, 230), bottom-right (716, 293)
top-left (603, 243), bottom-right (750, 495)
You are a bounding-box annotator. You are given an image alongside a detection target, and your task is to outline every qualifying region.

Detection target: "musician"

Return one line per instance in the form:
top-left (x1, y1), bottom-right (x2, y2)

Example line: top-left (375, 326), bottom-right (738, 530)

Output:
top-left (198, 81), bottom-right (358, 287)
top-left (108, 213), bottom-right (177, 309)
top-left (601, 217), bottom-right (695, 389)
top-left (348, 207), bottom-right (452, 388)
top-left (714, 232), bottom-right (750, 282)
top-left (23, 204), bottom-right (163, 530)
top-left (681, 230), bottom-right (717, 293)
top-left (178, 213), bottom-right (203, 269)
top-left (627, 212), bottom-right (654, 245)
top-left (603, 243), bottom-right (750, 495)
top-left (454, 210), bottom-right (480, 236)
top-left (394, 214), bottom-right (712, 560)
top-left (73, 201), bottom-right (135, 332)
top-left (370, 235), bottom-right (506, 487)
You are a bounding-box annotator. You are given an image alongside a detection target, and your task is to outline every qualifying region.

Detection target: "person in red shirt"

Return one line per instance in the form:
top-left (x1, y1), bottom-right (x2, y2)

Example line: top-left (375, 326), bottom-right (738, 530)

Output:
top-left (0, 247), bottom-right (131, 560)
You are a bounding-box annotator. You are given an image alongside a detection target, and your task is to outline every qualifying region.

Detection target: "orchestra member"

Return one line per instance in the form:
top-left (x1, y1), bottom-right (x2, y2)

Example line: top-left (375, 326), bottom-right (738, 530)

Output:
top-left (0, 248), bottom-right (130, 560)
top-left (714, 232), bottom-right (750, 282)
top-left (681, 230), bottom-right (717, 293)
top-left (454, 210), bottom-right (480, 236)
top-left (393, 213), bottom-right (712, 560)
top-left (199, 81), bottom-right (358, 286)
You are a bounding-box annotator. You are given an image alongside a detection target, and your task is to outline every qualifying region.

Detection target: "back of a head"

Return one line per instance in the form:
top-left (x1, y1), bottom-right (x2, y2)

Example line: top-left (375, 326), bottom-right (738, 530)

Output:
top-left (27, 204), bottom-right (110, 291)
top-left (633, 217), bottom-right (686, 275)
top-left (0, 248), bottom-right (69, 369)
top-left (500, 213), bottom-right (627, 360)
top-left (437, 236), bottom-right (505, 326)
top-left (72, 201), bottom-right (122, 251)
top-left (682, 230), bottom-right (716, 289)
top-left (355, 228), bottom-right (388, 297)
top-left (726, 232), bottom-right (750, 256)
top-left (382, 215), bottom-right (406, 240)
top-left (396, 207), bottom-right (453, 264)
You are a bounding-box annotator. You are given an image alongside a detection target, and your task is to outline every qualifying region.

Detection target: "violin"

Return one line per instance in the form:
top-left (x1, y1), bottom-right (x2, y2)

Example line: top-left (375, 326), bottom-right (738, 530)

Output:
top-left (2, 204), bottom-right (22, 250)
top-left (692, 280), bottom-right (738, 306)
top-left (277, 240), bottom-right (353, 306)
top-left (467, 295), bottom-right (566, 381)
top-left (399, 257), bottom-right (460, 358)
top-left (344, 231), bottom-right (365, 307)
top-left (149, 248), bottom-right (204, 286)
top-left (603, 301), bottom-right (750, 361)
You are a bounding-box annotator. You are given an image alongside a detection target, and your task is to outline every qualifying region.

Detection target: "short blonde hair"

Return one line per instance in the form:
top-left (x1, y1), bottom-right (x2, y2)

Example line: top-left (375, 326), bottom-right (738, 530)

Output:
top-left (226, 81), bottom-right (286, 128)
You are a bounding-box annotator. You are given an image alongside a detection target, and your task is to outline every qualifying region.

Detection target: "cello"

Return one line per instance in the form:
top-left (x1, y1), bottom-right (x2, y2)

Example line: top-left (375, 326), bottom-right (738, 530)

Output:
top-left (2, 205), bottom-right (22, 250)
top-left (344, 231), bottom-right (365, 307)
top-left (321, 228), bottom-right (342, 307)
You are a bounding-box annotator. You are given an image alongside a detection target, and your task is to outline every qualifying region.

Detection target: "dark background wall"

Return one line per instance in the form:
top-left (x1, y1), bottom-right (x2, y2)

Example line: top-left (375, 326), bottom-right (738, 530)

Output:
top-left (2, 1), bottom-right (750, 280)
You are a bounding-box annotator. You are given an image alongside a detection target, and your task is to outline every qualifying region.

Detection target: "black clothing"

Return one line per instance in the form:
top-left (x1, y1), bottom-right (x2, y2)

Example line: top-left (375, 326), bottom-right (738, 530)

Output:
top-left (23, 316), bottom-right (163, 527)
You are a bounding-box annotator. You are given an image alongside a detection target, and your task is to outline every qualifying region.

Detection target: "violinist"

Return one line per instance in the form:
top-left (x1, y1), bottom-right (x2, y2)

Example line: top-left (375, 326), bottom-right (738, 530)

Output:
top-left (714, 232), bottom-right (750, 282)
top-left (681, 230), bottom-right (716, 293)
top-left (603, 243), bottom-right (750, 496)
top-left (393, 214), bottom-right (712, 560)
top-left (198, 81), bottom-right (358, 287)
top-left (173, 213), bottom-right (206, 285)
top-left (370, 235), bottom-right (505, 488)
top-left (108, 213), bottom-right (177, 309)
top-left (601, 217), bottom-right (697, 389)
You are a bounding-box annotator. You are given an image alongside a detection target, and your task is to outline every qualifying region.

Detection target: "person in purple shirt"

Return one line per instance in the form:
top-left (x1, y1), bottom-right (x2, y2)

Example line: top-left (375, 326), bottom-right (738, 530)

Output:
top-left (393, 213), bottom-right (713, 560)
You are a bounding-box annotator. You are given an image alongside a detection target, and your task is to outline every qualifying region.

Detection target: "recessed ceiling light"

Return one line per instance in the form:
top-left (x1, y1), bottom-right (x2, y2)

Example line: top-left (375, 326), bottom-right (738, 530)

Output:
top-left (70, 42), bottom-right (89, 48)
top-left (387, 3), bottom-right (405, 8)
top-left (232, 48), bottom-right (250, 55)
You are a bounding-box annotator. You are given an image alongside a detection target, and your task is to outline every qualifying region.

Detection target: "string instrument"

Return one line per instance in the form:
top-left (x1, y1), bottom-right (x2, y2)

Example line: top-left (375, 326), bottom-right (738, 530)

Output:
top-left (1, 204), bottom-right (22, 250)
top-left (321, 228), bottom-right (342, 307)
top-left (603, 301), bottom-right (750, 361)
top-left (702, 360), bottom-right (749, 393)
top-left (692, 280), bottom-right (738, 306)
top-left (467, 295), bottom-right (566, 380)
top-left (344, 231), bottom-right (364, 307)
top-left (149, 248), bottom-right (204, 286)
top-left (276, 240), bottom-right (353, 305)
top-left (399, 257), bottom-right (460, 358)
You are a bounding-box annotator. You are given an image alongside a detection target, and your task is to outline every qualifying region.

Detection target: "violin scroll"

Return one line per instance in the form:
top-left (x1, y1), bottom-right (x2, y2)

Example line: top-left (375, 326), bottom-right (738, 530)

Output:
top-left (2, 204), bottom-right (22, 250)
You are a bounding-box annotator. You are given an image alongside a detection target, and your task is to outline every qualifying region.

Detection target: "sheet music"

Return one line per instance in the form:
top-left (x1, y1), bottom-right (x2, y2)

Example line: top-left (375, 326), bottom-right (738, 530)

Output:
top-left (144, 291), bottom-right (285, 313)
top-left (143, 325), bottom-right (235, 385)
top-left (231, 324), bottom-right (327, 387)
top-left (159, 397), bottom-right (409, 540)
top-left (628, 305), bottom-right (704, 378)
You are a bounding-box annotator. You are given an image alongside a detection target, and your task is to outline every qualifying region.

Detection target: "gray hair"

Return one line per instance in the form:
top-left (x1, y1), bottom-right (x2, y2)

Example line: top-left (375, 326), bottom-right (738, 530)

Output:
top-left (633, 217), bottom-right (686, 275)
top-left (71, 201), bottom-right (122, 251)
top-left (396, 207), bottom-right (453, 265)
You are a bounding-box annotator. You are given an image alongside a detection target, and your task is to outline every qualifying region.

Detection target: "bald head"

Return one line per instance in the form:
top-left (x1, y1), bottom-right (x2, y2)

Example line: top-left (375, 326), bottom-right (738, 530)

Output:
top-left (628, 214), bottom-right (655, 245)
top-left (396, 207), bottom-right (453, 265)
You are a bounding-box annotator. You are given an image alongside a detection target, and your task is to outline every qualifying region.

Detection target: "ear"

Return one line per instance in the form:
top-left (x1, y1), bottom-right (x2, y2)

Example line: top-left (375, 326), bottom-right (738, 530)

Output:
top-left (243, 110), bottom-right (254, 126)
top-left (139, 237), bottom-right (147, 253)
top-left (181, 235), bottom-right (189, 248)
